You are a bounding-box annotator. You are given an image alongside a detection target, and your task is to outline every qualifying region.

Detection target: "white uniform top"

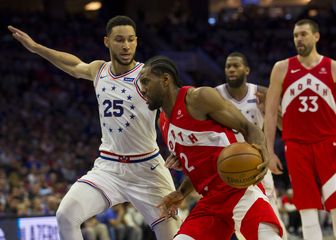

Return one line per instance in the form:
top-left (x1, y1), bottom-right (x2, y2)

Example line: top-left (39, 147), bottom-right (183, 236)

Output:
top-left (216, 83), bottom-right (264, 142)
top-left (94, 62), bottom-right (158, 155)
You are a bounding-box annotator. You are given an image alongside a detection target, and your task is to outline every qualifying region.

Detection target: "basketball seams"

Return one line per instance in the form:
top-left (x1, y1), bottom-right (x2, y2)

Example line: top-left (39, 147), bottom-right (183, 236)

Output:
top-left (221, 152), bottom-right (261, 160)
top-left (218, 168), bottom-right (260, 174)
top-left (217, 142), bottom-right (263, 188)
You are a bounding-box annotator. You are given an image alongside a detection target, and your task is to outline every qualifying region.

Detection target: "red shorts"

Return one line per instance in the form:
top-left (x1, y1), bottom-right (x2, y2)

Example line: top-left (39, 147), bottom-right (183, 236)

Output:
top-left (176, 183), bottom-right (282, 240)
top-left (285, 137), bottom-right (336, 210)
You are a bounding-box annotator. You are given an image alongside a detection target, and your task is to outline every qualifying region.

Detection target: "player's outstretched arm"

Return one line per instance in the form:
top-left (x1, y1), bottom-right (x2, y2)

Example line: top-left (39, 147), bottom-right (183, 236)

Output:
top-left (264, 60), bottom-right (287, 175)
top-left (189, 87), bottom-right (268, 182)
top-left (8, 25), bottom-right (103, 81)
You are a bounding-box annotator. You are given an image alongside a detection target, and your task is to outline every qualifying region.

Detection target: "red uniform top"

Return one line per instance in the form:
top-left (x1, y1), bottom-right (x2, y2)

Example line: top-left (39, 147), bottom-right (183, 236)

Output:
top-left (159, 86), bottom-right (238, 195)
top-left (281, 56), bottom-right (336, 143)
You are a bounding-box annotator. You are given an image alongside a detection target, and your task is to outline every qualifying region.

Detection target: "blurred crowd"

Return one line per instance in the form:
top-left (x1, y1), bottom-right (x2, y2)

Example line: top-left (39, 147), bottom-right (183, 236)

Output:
top-left (1, 5), bottom-right (336, 239)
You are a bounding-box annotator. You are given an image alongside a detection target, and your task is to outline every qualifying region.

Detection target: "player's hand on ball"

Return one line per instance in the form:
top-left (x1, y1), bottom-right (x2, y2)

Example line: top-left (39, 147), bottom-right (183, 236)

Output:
top-left (251, 144), bottom-right (270, 184)
top-left (217, 142), bottom-right (264, 188)
top-left (165, 153), bottom-right (183, 171)
top-left (157, 191), bottom-right (184, 220)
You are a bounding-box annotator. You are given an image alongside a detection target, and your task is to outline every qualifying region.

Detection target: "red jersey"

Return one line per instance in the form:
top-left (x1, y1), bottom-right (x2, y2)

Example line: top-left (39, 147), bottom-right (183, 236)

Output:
top-left (281, 56), bottom-right (336, 143)
top-left (159, 86), bottom-right (238, 195)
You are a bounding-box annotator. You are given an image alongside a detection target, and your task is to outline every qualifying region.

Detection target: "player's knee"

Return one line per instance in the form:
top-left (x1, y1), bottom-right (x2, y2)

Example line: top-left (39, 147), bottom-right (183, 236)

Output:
top-left (56, 199), bottom-right (83, 229)
top-left (56, 205), bottom-right (74, 227)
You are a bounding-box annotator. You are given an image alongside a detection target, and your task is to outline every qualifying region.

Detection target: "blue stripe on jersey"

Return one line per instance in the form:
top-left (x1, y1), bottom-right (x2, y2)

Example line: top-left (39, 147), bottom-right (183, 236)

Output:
top-left (247, 98), bottom-right (257, 103)
top-left (123, 77), bottom-right (135, 82)
top-left (100, 151), bottom-right (160, 163)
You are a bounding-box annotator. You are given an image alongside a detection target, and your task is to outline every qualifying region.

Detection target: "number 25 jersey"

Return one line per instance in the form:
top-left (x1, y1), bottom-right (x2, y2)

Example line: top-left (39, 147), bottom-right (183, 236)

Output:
top-left (94, 62), bottom-right (159, 155)
top-left (282, 56), bottom-right (336, 143)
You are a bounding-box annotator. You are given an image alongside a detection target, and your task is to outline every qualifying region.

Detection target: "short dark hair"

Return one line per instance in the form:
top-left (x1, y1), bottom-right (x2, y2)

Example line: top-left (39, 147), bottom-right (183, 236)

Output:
top-left (106, 15), bottom-right (136, 36)
top-left (227, 52), bottom-right (249, 67)
top-left (145, 56), bottom-right (182, 87)
top-left (295, 19), bottom-right (319, 33)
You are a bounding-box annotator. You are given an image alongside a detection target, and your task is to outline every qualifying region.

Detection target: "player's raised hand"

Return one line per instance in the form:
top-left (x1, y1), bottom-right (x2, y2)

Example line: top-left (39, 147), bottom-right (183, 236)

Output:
top-left (269, 152), bottom-right (283, 175)
top-left (8, 26), bottom-right (38, 53)
top-left (156, 191), bottom-right (184, 220)
top-left (165, 153), bottom-right (183, 171)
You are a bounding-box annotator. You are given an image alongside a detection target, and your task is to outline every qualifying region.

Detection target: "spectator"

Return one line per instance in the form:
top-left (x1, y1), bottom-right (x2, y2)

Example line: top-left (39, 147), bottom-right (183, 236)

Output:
top-left (96, 204), bottom-right (126, 240)
top-left (82, 217), bottom-right (110, 240)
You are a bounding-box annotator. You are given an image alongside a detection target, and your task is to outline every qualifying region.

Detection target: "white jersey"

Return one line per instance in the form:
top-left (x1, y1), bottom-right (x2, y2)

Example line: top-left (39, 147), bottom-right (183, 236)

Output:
top-left (94, 62), bottom-right (158, 155)
top-left (216, 83), bottom-right (264, 142)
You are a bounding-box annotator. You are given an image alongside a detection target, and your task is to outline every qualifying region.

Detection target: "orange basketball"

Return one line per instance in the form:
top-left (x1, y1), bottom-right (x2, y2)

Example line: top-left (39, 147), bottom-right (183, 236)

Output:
top-left (217, 142), bottom-right (263, 188)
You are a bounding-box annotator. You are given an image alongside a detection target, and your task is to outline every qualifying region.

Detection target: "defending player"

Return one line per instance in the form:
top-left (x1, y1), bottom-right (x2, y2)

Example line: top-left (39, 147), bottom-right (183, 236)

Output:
top-left (8, 16), bottom-right (180, 240)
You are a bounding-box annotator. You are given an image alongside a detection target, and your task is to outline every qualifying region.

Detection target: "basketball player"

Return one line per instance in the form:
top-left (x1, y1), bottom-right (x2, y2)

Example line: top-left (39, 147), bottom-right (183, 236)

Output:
top-left (139, 55), bottom-right (283, 240)
top-left (264, 19), bottom-right (336, 240)
top-left (8, 16), bottom-right (180, 240)
top-left (216, 52), bottom-right (287, 239)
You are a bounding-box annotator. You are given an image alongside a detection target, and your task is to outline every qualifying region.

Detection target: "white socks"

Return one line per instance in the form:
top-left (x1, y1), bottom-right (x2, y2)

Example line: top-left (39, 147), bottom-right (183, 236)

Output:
top-left (331, 208), bottom-right (336, 238)
top-left (299, 209), bottom-right (322, 240)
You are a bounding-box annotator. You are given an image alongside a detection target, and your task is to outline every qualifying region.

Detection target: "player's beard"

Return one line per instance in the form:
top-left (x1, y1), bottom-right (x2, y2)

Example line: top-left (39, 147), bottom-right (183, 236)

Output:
top-left (112, 52), bottom-right (135, 66)
top-left (226, 74), bottom-right (245, 88)
top-left (296, 44), bottom-right (313, 57)
top-left (146, 90), bottom-right (163, 111)
top-left (147, 96), bottom-right (162, 111)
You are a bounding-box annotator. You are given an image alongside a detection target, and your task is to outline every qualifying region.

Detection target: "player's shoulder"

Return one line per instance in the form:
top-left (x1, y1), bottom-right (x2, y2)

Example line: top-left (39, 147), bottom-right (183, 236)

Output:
top-left (273, 59), bottom-right (289, 71)
top-left (330, 58), bottom-right (336, 66)
top-left (215, 83), bottom-right (225, 90)
top-left (329, 58), bottom-right (336, 83)
top-left (215, 83), bottom-right (227, 97)
top-left (91, 60), bottom-right (106, 70)
top-left (247, 82), bottom-right (257, 89)
top-left (189, 86), bottom-right (217, 100)
top-left (255, 84), bottom-right (268, 93)
top-left (186, 87), bottom-right (212, 107)
top-left (90, 59), bottom-right (106, 72)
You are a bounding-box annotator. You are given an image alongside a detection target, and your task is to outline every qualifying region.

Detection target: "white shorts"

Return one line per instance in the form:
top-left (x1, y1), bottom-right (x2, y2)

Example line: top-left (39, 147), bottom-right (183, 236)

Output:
top-left (78, 155), bottom-right (176, 227)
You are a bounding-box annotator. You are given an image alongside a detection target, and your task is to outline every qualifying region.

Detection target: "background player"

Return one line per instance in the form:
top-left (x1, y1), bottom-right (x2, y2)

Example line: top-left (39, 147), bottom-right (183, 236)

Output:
top-left (140, 55), bottom-right (283, 240)
top-left (264, 19), bottom-right (336, 240)
top-left (8, 16), bottom-right (180, 239)
top-left (216, 51), bottom-right (287, 239)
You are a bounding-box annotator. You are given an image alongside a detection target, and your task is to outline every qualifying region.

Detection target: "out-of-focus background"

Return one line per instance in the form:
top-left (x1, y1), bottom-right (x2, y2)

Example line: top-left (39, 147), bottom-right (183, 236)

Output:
top-left (0, 0), bottom-right (335, 239)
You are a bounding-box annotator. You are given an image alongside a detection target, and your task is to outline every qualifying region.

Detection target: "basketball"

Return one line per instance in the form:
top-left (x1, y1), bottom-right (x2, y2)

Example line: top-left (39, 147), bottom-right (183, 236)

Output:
top-left (217, 142), bottom-right (263, 188)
